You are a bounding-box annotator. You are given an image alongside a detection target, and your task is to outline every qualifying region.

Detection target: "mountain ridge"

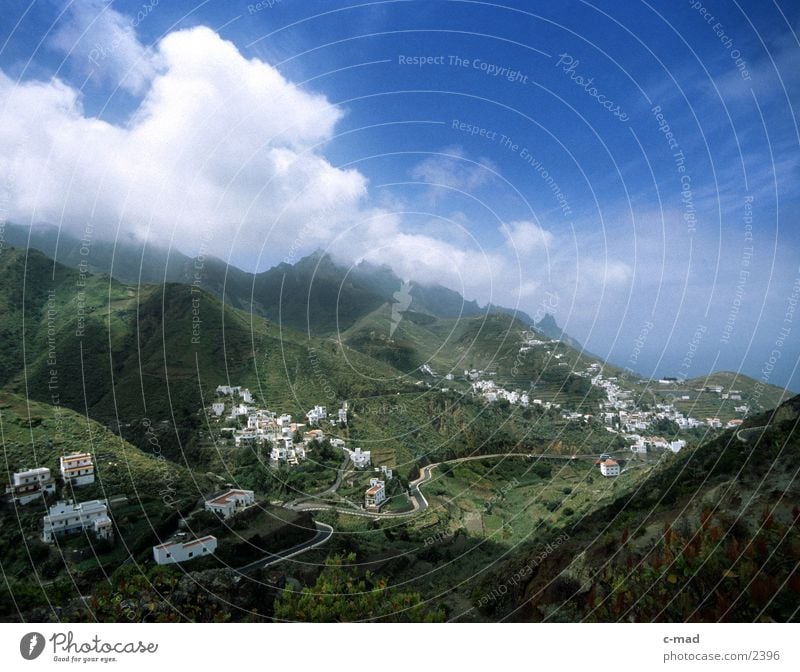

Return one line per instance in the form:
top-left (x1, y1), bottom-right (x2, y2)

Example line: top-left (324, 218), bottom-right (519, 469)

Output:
top-left (1, 223), bottom-right (562, 340)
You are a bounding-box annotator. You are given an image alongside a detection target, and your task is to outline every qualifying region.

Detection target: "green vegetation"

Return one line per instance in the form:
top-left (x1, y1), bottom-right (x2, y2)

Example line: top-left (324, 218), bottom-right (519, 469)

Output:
top-left (477, 395), bottom-right (800, 622)
top-left (1, 244), bottom-right (796, 623)
top-left (274, 553), bottom-right (445, 622)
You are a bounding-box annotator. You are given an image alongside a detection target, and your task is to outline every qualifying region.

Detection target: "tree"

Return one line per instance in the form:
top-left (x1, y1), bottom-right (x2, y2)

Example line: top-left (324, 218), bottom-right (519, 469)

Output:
top-left (274, 553), bottom-right (445, 622)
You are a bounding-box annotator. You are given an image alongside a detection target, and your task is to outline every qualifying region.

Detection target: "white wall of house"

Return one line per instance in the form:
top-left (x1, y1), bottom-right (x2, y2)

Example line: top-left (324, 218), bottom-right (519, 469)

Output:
top-left (42, 500), bottom-right (110, 543)
top-left (153, 536), bottom-right (218, 564)
top-left (204, 490), bottom-right (255, 519)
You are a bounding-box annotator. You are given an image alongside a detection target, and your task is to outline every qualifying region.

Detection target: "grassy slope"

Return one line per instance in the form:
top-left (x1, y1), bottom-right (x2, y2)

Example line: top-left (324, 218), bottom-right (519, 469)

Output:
top-left (478, 394), bottom-right (800, 622)
top-left (0, 390), bottom-right (199, 618)
top-left (0, 247), bottom-right (418, 464)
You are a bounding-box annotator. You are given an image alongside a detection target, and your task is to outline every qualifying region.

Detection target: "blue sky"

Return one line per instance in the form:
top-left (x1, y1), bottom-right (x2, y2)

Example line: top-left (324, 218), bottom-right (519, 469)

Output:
top-left (1, 0), bottom-right (798, 391)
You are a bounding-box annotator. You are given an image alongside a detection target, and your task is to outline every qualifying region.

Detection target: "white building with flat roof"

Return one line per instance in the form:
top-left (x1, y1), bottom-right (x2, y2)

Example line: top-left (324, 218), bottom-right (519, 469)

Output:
top-left (60, 453), bottom-right (95, 486)
top-left (365, 478), bottom-right (386, 510)
top-left (5, 467), bottom-right (56, 505)
top-left (42, 499), bottom-right (112, 543)
top-left (204, 489), bottom-right (255, 519)
top-left (349, 447), bottom-right (371, 469)
top-left (153, 535), bottom-right (217, 565)
top-left (306, 405), bottom-right (327, 424)
top-left (600, 459), bottom-right (620, 477)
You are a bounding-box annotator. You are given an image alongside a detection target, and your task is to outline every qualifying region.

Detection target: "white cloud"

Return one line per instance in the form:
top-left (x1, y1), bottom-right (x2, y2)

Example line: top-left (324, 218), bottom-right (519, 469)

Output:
top-left (51, 0), bottom-right (157, 95)
top-left (410, 148), bottom-right (497, 195)
top-left (2, 16), bottom-right (634, 332)
top-left (500, 220), bottom-right (554, 254)
top-left (1, 25), bottom-right (366, 260)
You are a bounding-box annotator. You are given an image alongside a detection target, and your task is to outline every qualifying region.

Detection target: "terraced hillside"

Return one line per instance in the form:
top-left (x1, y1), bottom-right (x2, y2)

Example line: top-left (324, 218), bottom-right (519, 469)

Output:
top-left (477, 393), bottom-right (800, 622)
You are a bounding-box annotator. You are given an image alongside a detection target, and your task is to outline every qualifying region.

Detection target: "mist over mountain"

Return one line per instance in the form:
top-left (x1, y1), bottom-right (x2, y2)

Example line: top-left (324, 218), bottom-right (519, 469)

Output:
top-left (2, 222), bottom-right (550, 337)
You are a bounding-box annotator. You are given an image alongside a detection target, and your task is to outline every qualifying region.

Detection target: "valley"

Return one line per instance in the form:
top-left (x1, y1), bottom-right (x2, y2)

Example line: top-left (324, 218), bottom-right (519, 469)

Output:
top-left (0, 243), bottom-right (795, 622)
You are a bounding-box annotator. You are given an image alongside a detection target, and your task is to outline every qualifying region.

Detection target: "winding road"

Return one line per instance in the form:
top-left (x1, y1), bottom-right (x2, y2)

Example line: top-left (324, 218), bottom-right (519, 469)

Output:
top-left (236, 521), bottom-right (334, 575)
top-left (286, 451), bottom-right (597, 519)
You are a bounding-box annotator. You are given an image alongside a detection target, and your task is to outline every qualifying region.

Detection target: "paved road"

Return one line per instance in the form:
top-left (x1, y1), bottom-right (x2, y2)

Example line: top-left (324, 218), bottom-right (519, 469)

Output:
top-left (236, 521), bottom-right (334, 575)
top-left (290, 452), bottom-right (597, 519)
top-left (284, 452), bottom-right (352, 510)
top-left (736, 425), bottom-right (767, 443)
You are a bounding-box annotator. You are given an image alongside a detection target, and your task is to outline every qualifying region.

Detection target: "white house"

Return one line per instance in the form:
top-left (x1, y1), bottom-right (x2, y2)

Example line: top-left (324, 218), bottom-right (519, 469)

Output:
top-left (669, 439), bottom-right (687, 453)
top-left (205, 489), bottom-right (255, 519)
top-left (153, 535), bottom-right (217, 565)
top-left (600, 459), bottom-right (620, 477)
top-left (337, 407), bottom-right (348, 424)
top-left (211, 403), bottom-right (225, 417)
top-left (230, 404), bottom-right (251, 417)
top-left (60, 453), bottom-right (95, 486)
top-left (241, 388), bottom-right (253, 403)
top-left (270, 442), bottom-right (288, 462)
top-left (42, 499), bottom-right (112, 543)
top-left (350, 447), bottom-right (371, 469)
top-left (364, 478), bottom-right (386, 510)
top-left (379, 465), bottom-right (393, 480)
top-left (234, 430), bottom-right (258, 447)
top-left (303, 429), bottom-right (325, 443)
top-left (5, 467), bottom-right (56, 505)
top-left (306, 405), bottom-right (327, 424)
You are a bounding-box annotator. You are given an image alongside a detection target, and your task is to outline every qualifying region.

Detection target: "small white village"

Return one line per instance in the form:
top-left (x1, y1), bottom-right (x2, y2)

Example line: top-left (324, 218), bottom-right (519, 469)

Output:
top-left (211, 384), bottom-right (394, 494)
top-left (2, 353), bottom-right (752, 566)
top-left (420, 330), bottom-right (751, 463)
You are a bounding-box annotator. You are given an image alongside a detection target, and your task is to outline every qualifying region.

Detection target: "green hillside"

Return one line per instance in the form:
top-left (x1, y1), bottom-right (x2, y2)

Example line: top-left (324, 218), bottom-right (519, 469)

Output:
top-left (0, 390), bottom-right (198, 619)
top-left (0, 247), bottom-right (420, 463)
top-left (477, 393), bottom-right (800, 622)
